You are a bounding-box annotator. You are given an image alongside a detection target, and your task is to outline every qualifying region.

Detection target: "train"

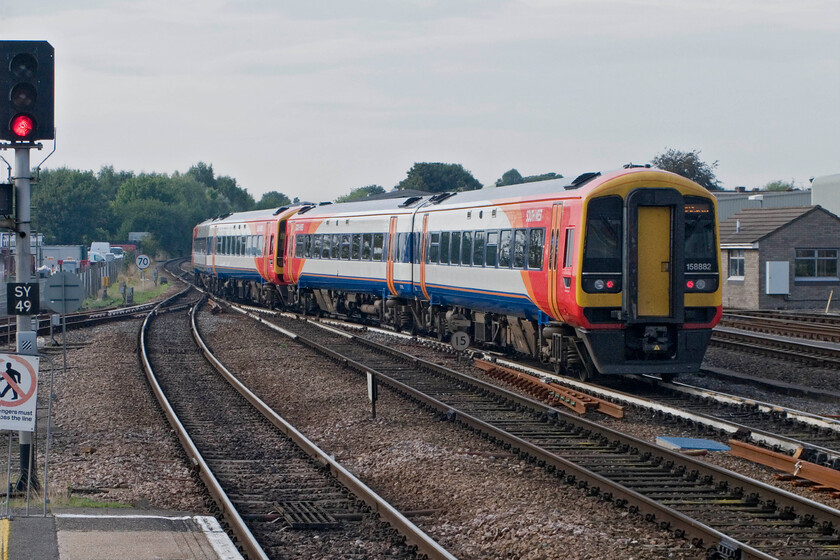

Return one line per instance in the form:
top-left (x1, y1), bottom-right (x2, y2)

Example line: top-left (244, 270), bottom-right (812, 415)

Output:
top-left (192, 166), bottom-right (722, 381)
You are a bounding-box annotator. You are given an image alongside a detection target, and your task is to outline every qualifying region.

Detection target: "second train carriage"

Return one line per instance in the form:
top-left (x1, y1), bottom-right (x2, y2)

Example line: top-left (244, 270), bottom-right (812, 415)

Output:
top-left (193, 166), bottom-right (722, 380)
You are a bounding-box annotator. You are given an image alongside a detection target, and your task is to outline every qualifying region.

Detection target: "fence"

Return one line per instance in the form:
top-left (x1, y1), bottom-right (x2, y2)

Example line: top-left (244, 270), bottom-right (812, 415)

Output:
top-left (0, 258), bottom-right (122, 318)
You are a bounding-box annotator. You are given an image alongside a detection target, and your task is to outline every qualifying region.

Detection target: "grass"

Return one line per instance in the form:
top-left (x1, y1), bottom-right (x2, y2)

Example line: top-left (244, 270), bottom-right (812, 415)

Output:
top-left (81, 263), bottom-right (170, 310)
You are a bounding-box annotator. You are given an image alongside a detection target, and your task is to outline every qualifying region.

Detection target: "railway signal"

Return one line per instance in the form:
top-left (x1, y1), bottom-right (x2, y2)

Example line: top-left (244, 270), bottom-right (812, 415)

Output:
top-left (0, 40), bottom-right (54, 142)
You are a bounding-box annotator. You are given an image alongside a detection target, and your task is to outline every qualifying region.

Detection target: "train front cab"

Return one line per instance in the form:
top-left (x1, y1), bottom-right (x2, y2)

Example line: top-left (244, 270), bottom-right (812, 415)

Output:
top-left (574, 176), bottom-right (722, 379)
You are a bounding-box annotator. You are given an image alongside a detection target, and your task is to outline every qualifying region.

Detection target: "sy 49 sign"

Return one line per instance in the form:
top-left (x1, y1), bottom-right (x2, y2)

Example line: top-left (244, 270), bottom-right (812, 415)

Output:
top-left (7, 282), bottom-right (40, 315)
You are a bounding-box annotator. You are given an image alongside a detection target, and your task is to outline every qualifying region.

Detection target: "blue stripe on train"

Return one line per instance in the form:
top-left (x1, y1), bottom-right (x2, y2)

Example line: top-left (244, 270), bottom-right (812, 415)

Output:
top-left (298, 274), bottom-right (541, 319)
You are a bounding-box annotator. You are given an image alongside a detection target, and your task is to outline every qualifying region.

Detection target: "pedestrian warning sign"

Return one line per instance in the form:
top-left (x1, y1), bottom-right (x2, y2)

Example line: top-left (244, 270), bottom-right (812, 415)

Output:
top-left (0, 354), bottom-right (39, 431)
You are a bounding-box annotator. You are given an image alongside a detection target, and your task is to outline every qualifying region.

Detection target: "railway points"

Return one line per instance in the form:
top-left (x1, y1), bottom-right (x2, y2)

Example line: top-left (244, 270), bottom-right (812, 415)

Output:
top-left (8, 262), bottom-right (840, 560)
top-left (221, 302), bottom-right (840, 558)
top-left (139, 286), bottom-right (454, 559)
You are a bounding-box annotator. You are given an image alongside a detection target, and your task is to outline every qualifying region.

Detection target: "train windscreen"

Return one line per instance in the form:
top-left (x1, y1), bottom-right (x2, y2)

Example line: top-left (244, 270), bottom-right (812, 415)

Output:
top-left (683, 196), bottom-right (718, 273)
top-left (583, 196), bottom-right (623, 273)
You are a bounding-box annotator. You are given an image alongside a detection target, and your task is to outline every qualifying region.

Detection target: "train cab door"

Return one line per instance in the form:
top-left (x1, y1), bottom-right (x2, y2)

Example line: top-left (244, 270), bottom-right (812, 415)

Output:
top-left (625, 188), bottom-right (685, 323)
top-left (264, 230), bottom-right (275, 280)
top-left (386, 216), bottom-right (398, 296)
top-left (547, 202), bottom-right (564, 320)
top-left (273, 219), bottom-right (288, 282)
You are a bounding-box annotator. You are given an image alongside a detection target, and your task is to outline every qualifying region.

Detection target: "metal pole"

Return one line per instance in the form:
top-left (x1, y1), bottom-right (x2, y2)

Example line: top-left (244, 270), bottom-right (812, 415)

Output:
top-left (14, 146), bottom-right (36, 492)
top-left (43, 356), bottom-right (55, 517)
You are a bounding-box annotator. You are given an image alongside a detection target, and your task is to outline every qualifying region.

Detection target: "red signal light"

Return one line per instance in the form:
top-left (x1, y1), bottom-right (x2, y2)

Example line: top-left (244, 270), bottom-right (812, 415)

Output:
top-left (10, 114), bottom-right (33, 138)
top-left (606, 280), bottom-right (615, 289)
top-left (686, 280), bottom-right (695, 289)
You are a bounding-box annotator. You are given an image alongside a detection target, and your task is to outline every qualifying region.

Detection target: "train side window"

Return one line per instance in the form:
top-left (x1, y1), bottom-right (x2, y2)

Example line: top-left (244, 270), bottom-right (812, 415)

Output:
top-left (321, 235), bottom-right (331, 259)
top-left (295, 235), bottom-right (304, 258)
top-left (373, 233), bottom-right (384, 261)
top-left (428, 232), bottom-right (440, 263)
top-left (440, 232), bottom-right (450, 265)
top-left (486, 230), bottom-right (499, 267)
top-left (395, 233), bottom-right (406, 262)
top-left (529, 228), bottom-right (545, 269)
top-left (312, 235), bottom-right (321, 259)
top-left (352, 234), bottom-right (362, 260)
top-left (362, 233), bottom-right (373, 260)
top-left (461, 231), bottom-right (473, 266)
top-left (499, 230), bottom-right (512, 268)
top-left (331, 234), bottom-right (340, 259)
top-left (563, 228), bottom-right (574, 268)
top-left (450, 232), bottom-right (461, 265)
top-left (303, 235), bottom-right (312, 258)
top-left (473, 231), bottom-right (486, 267)
top-left (341, 234), bottom-right (351, 260)
top-left (513, 229), bottom-right (526, 268)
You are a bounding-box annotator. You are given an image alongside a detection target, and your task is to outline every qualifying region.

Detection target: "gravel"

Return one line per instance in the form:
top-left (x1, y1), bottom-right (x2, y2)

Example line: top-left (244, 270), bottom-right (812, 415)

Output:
top-left (40, 318), bottom-right (208, 513)
top-left (29, 300), bottom-right (840, 559)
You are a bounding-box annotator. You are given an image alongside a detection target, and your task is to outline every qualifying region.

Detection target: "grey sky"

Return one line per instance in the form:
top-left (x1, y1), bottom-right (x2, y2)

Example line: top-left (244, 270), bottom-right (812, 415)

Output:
top-left (1, 0), bottom-right (837, 202)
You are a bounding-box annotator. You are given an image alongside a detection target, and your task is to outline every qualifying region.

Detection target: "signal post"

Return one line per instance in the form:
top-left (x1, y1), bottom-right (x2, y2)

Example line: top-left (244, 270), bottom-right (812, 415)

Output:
top-left (0, 40), bottom-right (55, 491)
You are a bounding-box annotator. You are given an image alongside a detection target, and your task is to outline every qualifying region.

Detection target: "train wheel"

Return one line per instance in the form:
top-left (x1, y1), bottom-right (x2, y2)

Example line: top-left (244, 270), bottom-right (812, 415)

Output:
top-left (578, 357), bottom-right (599, 384)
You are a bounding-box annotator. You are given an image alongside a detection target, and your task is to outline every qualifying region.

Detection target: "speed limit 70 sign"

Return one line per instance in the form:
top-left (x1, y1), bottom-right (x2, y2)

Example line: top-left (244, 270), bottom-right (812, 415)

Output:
top-left (7, 282), bottom-right (39, 315)
top-left (135, 254), bottom-right (151, 270)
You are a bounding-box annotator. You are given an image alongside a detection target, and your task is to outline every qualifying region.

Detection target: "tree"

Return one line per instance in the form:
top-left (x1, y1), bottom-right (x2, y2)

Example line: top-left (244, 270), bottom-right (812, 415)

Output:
top-left (33, 168), bottom-right (113, 245)
top-left (396, 163), bottom-right (482, 193)
top-left (335, 185), bottom-right (385, 203)
top-left (762, 179), bottom-right (796, 191)
top-left (496, 169), bottom-right (524, 186)
top-left (650, 149), bottom-right (722, 191)
top-left (495, 169), bottom-right (563, 187)
top-left (186, 162), bottom-right (255, 211)
top-left (255, 191), bottom-right (292, 210)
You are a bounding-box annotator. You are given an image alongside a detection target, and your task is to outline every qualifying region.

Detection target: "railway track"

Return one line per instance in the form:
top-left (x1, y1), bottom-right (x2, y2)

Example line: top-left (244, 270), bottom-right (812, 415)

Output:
top-left (305, 316), bottom-right (840, 473)
top-left (139, 287), bottom-right (454, 560)
top-left (711, 326), bottom-right (840, 368)
top-left (232, 305), bottom-right (840, 560)
top-left (720, 312), bottom-right (840, 344)
top-left (607, 377), bottom-right (840, 468)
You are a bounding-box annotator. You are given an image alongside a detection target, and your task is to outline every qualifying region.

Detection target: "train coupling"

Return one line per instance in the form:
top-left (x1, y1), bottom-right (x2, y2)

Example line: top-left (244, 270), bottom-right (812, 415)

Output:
top-left (642, 326), bottom-right (672, 355)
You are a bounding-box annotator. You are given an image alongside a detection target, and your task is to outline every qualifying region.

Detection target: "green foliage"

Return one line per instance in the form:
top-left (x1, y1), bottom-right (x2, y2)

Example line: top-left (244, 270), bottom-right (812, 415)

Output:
top-left (762, 178), bottom-right (796, 191)
top-left (255, 191), bottom-right (292, 210)
top-left (186, 162), bottom-right (255, 211)
top-left (396, 163), bottom-right (482, 193)
top-left (496, 169), bottom-right (523, 186)
top-left (495, 169), bottom-right (562, 187)
top-left (33, 168), bottom-right (114, 245)
top-left (33, 161), bottom-right (248, 258)
top-left (335, 185), bottom-right (386, 203)
top-left (650, 148), bottom-right (722, 191)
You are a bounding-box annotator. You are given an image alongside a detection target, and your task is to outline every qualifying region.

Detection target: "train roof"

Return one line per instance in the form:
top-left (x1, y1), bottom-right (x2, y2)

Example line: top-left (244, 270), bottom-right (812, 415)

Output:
top-left (194, 168), bottom-right (708, 228)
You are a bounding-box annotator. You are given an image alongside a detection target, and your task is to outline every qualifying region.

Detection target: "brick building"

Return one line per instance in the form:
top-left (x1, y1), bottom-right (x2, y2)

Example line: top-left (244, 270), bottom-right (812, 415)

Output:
top-left (719, 206), bottom-right (840, 310)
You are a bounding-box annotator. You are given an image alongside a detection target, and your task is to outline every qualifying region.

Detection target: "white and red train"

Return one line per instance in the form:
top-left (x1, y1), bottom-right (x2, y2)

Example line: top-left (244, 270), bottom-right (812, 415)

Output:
top-left (192, 166), bottom-right (722, 380)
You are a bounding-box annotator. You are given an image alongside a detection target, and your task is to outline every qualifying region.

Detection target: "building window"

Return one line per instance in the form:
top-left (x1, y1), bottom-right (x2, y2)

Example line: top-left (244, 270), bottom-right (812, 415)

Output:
top-left (795, 248), bottom-right (839, 279)
top-left (728, 249), bottom-right (745, 278)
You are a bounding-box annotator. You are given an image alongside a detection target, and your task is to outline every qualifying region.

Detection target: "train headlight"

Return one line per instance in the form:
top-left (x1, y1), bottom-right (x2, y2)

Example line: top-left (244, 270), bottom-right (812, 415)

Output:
top-left (594, 279), bottom-right (605, 290)
top-left (695, 279), bottom-right (707, 290)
